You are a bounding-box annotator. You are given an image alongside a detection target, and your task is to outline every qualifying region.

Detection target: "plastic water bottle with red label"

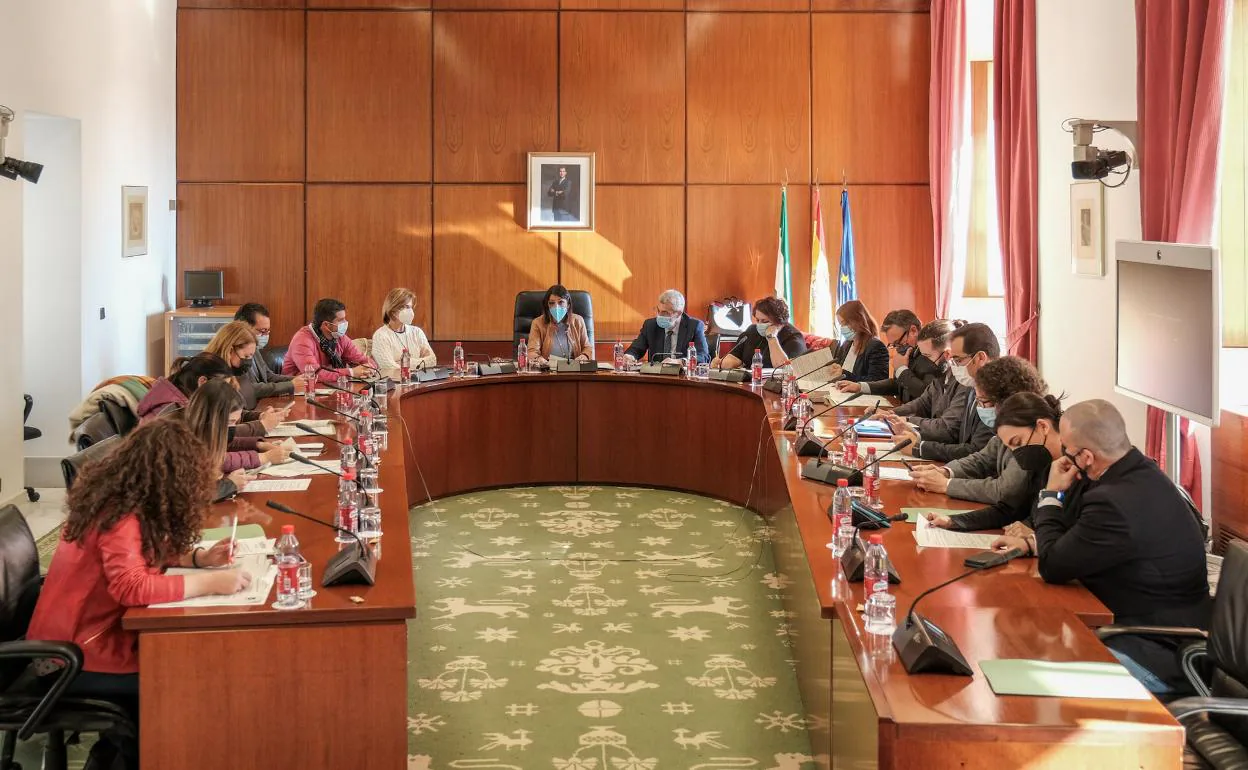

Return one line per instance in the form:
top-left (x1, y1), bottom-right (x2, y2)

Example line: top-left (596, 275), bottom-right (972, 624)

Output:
top-left (517, 340), bottom-right (528, 372)
top-left (335, 376), bottom-right (352, 411)
top-left (842, 419), bottom-right (859, 467)
top-left (274, 525), bottom-right (303, 609)
top-left (863, 534), bottom-right (890, 602)
top-left (751, 349), bottom-right (764, 383)
top-left (863, 446), bottom-right (881, 508)
top-left (399, 348), bottom-right (411, 383)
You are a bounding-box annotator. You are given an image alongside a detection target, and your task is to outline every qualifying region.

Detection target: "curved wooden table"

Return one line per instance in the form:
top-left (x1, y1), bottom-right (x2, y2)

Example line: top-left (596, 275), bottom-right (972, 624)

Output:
top-left (128, 372), bottom-right (1182, 770)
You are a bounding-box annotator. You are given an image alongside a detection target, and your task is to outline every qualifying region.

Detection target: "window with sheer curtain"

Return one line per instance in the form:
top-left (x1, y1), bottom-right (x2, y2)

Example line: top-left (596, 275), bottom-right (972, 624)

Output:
top-left (964, 60), bottom-right (1004, 299)
top-left (1223, 0), bottom-right (1247, 348)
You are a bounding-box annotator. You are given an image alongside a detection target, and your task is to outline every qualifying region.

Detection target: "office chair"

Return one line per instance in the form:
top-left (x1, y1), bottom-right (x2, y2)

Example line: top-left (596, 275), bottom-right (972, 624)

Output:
top-left (1097, 540), bottom-right (1248, 768)
top-left (0, 505), bottom-right (134, 770)
top-left (19, 398), bottom-right (38, 503)
top-left (261, 344), bottom-right (288, 375)
top-left (60, 437), bottom-right (119, 492)
top-left (512, 291), bottom-right (595, 351)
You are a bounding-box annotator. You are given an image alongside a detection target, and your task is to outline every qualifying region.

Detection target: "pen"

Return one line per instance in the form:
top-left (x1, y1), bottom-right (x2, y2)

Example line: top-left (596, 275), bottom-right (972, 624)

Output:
top-left (227, 514), bottom-right (238, 563)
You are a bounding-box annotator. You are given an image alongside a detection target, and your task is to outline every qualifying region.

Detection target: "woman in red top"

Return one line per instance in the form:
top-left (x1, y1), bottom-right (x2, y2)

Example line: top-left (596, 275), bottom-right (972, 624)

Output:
top-left (27, 418), bottom-right (251, 749)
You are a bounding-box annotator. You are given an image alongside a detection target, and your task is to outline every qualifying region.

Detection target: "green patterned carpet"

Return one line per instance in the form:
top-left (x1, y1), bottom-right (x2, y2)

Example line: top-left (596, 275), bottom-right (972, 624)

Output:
top-left (408, 486), bottom-right (814, 769)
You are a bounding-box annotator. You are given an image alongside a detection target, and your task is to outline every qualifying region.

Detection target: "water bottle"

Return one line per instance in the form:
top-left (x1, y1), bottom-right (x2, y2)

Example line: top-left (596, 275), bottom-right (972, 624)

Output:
top-left (275, 525), bottom-right (302, 608)
top-left (453, 342), bottom-right (465, 376)
top-left (399, 348), bottom-right (411, 383)
top-left (863, 535), bottom-right (893, 634)
top-left (335, 375), bottom-right (351, 411)
top-left (791, 393), bottom-right (813, 433)
top-left (830, 479), bottom-right (852, 557)
top-left (517, 340), bottom-right (528, 372)
top-left (751, 349), bottom-right (764, 383)
top-left (843, 419), bottom-right (859, 467)
top-left (782, 366), bottom-right (797, 414)
top-left (685, 342), bottom-right (697, 379)
top-left (335, 481), bottom-right (359, 543)
top-left (863, 446), bottom-right (882, 509)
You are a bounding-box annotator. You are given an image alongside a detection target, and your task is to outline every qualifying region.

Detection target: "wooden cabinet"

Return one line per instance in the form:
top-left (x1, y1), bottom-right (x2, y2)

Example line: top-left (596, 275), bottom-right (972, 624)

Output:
top-left (164, 305), bottom-right (240, 373)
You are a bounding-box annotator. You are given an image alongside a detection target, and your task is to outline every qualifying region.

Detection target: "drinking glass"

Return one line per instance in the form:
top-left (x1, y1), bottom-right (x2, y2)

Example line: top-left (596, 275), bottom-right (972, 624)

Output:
top-left (466, 361), bottom-right (480, 377)
top-left (372, 389), bottom-right (388, 412)
top-left (864, 592), bottom-right (897, 636)
top-left (358, 505), bottom-right (382, 538)
top-left (832, 523), bottom-right (855, 558)
top-left (297, 557), bottom-right (317, 600)
top-left (696, 361), bottom-right (710, 379)
top-left (372, 427), bottom-right (390, 453)
top-left (340, 444), bottom-right (358, 481)
top-left (302, 364), bottom-right (317, 402)
top-left (359, 467), bottom-right (380, 492)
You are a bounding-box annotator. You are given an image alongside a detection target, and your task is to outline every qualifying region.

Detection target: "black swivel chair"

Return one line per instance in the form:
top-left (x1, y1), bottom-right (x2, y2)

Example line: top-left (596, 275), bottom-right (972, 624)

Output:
top-left (0, 505), bottom-right (134, 770)
top-left (261, 345), bottom-right (289, 376)
top-left (60, 437), bottom-right (119, 492)
top-left (19, 398), bottom-right (38, 503)
top-left (512, 291), bottom-right (595, 351)
top-left (1097, 540), bottom-right (1248, 768)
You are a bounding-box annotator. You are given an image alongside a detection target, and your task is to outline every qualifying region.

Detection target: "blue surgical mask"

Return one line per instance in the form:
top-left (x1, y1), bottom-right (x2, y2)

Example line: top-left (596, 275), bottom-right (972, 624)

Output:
top-left (656, 315), bottom-right (676, 330)
top-left (755, 322), bottom-right (770, 336)
top-left (976, 405), bottom-right (996, 428)
top-left (839, 326), bottom-right (855, 342)
top-left (256, 334), bottom-right (270, 349)
top-left (335, 320), bottom-right (348, 339)
top-left (550, 305), bottom-right (568, 323)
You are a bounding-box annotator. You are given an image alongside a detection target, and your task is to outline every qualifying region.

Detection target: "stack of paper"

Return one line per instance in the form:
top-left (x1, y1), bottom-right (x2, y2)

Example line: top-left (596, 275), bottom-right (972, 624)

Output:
top-left (194, 535), bottom-right (275, 556)
top-left (791, 348), bottom-right (836, 392)
top-left (821, 392), bottom-right (892, 409)
top-left (913, 513), bottom-right (999, 549)
top-left (150, 553), bottom-right (277, 608)
top-left (244, 478), bottom-right (313, 492)
top-left (269, 420), bottom-right (338, 438)
top-left (979, 660), bottom-right (1151, 700)
top-left (260, 459), bottom-right (342, 478)
top-left (878, 466), bottom-right (912, 481)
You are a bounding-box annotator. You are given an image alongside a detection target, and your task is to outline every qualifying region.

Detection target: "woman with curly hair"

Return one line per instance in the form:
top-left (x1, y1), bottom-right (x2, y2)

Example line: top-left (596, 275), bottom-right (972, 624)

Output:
top-left (26, 418), bottom-right (252, 737)
top-left (909, 356), bottom-right (1049, 506)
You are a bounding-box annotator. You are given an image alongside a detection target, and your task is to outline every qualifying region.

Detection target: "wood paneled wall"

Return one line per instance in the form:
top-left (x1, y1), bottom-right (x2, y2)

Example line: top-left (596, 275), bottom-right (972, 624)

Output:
top-left (176, 0), bottom-right (934, 345)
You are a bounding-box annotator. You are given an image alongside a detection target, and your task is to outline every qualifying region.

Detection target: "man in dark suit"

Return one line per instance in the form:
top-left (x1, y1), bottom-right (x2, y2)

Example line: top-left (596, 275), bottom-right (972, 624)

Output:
top-left (993, 399), bottom-right (1211, 695)
top-left (623, 289), bottom-right (709, 366)
top-left (547, 166), bottom-right (575, 222)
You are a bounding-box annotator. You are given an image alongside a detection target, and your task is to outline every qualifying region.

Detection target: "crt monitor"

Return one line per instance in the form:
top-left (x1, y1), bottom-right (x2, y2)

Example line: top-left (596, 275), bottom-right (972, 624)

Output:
top-left (1115, 240), bottom-right (1220, 426)
top-left (184, 270), bottom-right (224, 308)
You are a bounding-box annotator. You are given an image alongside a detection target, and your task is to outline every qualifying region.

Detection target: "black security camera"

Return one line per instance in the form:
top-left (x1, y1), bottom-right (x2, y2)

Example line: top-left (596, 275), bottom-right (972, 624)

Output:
top-left (1071, 149), bottom-right (1130, 181)
top-left (0, 156), bottom-right (42, 184)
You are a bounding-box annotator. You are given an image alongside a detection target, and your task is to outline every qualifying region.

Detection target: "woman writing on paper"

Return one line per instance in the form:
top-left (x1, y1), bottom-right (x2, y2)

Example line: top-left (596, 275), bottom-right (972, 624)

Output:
top-left (27, 418), bottom-right (253, 762)
top-left (712, 296), bottom-right (807, 370)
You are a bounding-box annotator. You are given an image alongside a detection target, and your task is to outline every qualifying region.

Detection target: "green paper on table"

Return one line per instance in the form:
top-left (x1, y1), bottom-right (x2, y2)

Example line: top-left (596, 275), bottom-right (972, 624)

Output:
top-left (979, 659), bottom-right (1152, 700)
top-left (899, 507), bottom-right (975, 523)
top-left (201, 523), bottom-right (265, 542)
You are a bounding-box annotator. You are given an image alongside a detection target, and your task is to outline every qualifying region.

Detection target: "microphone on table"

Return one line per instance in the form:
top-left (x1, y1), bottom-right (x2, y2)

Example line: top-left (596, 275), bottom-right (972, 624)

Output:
top-left (892, 549), bottom-right (1026, 676)
top-left (793, 401), bottom-right (876, 454)
top-left (839, 510), bottom-right (907, 583)
top-left (265, 500), bottom-right (376, 587)
top-left (800, 437), bottom-right (912, 487)
top-left (292, 423), bottom-right (373, 469)
top-left (461, 351), bottom-right (519, 376)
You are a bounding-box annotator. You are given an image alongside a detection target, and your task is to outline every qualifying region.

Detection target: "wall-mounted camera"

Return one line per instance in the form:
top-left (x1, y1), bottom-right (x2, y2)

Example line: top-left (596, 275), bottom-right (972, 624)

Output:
top-left (0, 105), bottom-right (44, 184)
top-left (1066, 118), bottom-right (1138, 187)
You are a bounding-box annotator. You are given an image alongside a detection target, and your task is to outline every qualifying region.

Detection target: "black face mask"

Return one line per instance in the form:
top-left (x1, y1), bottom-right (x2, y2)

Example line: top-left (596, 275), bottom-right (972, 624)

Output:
top-left (227, 425), bottom-right (237, 442)
top-left (892, 342), bottom-right (912, 356)
top-left (231, 360), bottom-right (251, 377)
top-left (1011, 427), bottom-right (1055, 472)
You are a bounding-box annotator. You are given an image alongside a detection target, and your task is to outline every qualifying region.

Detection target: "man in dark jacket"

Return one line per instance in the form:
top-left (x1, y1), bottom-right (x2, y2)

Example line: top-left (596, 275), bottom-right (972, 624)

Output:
top-left (623, 289), bottom-right (709, 366)
top-left (993, 399), bottom-right (1211, 695)
top-left (839, 317), bottom-right (954, 405)
top-left (235, 302), bottom-right (296, 404)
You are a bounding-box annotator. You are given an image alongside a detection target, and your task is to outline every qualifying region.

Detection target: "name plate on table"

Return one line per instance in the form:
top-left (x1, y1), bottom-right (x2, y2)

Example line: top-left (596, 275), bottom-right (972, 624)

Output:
top-left (639, 362), bottom-right (683, 376)
top-left (709, 368), bottom-right (752, 383)
top-left (414, 367), bottom-right (452, 383)
top-left (554, 360), bottom-right (599, 373)
top-left (479, 362), bottom-right (519, 376)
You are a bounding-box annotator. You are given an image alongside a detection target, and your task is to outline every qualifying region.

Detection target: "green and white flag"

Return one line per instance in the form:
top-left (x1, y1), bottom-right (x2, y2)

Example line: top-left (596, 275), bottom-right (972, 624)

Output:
top-left (774, 185), bottom-right (792, 305)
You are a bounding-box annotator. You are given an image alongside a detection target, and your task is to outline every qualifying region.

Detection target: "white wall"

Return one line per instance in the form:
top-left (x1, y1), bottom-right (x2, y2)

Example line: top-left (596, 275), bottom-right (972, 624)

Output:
top-left (1036, 0), bottom-right (1147, 441)
top-left (22, 114), bottom-right (82, 463)
top-left (0, 0), bottom-right (176, 498)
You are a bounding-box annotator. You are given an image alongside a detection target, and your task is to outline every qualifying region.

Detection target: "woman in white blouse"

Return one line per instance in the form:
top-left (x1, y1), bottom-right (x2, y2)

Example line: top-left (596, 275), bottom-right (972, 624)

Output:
top-left (371, 288), bottom-right (437, 378)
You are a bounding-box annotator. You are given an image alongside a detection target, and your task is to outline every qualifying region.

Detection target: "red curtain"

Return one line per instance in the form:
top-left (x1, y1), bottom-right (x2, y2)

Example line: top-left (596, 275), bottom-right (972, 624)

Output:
top-left (993, 0), bottom-right (1040, 362)
top-left (929, 0), bottom-right (968, 319)
top-left (1137, 0), bottom-right (1229, 509)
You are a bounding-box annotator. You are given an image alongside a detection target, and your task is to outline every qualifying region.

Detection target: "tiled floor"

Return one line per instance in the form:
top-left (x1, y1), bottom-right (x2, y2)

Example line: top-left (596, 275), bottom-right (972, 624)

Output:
top-left (6, 487), bottom-right (66, 540)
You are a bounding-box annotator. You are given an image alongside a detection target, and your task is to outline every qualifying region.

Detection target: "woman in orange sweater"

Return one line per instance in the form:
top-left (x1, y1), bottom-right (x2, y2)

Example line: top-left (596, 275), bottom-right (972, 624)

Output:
top-left (27, 418), bottom-right (251, 755)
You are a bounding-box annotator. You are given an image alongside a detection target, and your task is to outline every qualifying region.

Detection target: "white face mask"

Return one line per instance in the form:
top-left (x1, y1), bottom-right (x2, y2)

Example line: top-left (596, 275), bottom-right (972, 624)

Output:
top-left (335, 320), bottom-right (348, 339)
top-left (397, 308), bottom-right (415, 326)
top-left (951, 362), bottom-right (974, 387)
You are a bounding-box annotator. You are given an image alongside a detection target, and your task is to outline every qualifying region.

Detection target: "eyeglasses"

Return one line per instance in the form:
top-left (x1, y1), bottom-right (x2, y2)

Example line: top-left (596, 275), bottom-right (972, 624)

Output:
top-left (950, 353), bottom-right (974, 365)
top-left (974, 396), bottom-right (994, 408)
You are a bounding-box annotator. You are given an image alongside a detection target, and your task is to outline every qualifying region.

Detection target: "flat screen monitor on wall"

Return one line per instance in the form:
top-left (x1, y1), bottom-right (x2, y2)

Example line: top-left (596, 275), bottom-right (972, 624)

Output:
top-left (184, 270), bottom-right (224, 308)
top-left (1115, 240), bottom-right (1220, 427)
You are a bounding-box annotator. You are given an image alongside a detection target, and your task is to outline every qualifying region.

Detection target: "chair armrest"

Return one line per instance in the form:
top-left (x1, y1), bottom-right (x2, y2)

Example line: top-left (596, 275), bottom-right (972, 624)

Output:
top-left (1095, 625), bottom-right (1209, 642)
top-left (1169, 696), bottom-right (1248, 721)
top-left (0, 639), bottom-right (84, 740)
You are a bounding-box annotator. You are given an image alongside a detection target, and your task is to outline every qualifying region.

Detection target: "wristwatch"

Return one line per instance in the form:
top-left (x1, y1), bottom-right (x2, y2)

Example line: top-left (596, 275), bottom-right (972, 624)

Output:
top-left (1037, 489), bottom-right (1064, 505)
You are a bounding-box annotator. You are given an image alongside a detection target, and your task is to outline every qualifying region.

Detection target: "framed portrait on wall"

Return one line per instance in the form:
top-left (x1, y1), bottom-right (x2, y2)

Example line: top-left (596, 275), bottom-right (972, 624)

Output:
top-left (526, 152), bottom-right (595, 232)
top-left (122, 185), bottom-right (148, 258)
top-left (1070, 181), bottom-right (1104, 277)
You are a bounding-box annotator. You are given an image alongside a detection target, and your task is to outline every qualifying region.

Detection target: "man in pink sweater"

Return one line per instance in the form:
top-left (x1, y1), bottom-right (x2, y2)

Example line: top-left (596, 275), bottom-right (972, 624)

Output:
top-left (283, 297), bottom-right (377, 385)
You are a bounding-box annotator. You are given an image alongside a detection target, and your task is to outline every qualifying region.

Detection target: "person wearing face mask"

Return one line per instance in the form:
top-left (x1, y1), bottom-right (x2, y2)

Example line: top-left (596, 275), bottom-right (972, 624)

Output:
top-left (712, 296), bottom-right (806, 370)
top-left (827, 300), bottom-right (889, 382)
top-left (623, 288), bottom-right (709, 366)
top-left (203, 321), bottom-right (290, 431)
top-left (282, 297), bottom-right (376, 384)
top-left (837, 317), bottom-right (953, 404)
top-left (371, 288), bottom-right (437, 378)
top-left (526, 284), bottom-right (593, 366)
top-left (235, 302), bottom-right (297, 400)
top-left (990, 399), bottom-right (1210, 696)
top-left (924, 391), bottom-right (1064, 534)
top-left (884, 321), bottom-right (997, 462)
top-left (913, 358), bottom-right (1049, 506)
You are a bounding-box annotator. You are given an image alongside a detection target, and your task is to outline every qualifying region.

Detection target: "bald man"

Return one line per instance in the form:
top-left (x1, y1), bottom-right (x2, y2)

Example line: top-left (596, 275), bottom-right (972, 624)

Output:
top-left (993, 399), bottom-right (1209, 695)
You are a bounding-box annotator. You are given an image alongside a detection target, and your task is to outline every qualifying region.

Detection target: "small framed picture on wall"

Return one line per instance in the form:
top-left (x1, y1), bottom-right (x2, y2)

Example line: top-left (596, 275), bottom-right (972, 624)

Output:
top-left (122, 185), bottom-right (148, 258)
top-left (526, 152), bottom-right (595, 232)
top-left (1070, 181), bottom-right (1104, 277)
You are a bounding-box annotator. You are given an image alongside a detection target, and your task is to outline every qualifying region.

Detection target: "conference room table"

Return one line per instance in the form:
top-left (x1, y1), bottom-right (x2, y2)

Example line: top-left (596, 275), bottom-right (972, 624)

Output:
top-left (124, 369), bottom-right (1183, 770)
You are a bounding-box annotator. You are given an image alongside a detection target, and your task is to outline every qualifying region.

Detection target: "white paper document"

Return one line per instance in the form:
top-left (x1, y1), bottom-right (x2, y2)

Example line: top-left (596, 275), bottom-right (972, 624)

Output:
top-left (857, 440), bottom-right (896, 454)
top-left (877, 466), bottom-right (912, 481)
top-left (150, 554), bottom-right (277, 608)
top-left (914, 514), bottom-right (999, 549)
top-left (194, 536), bottom-right (275, 556)
top-left (259, 459), bottom-right (342, 478)
top-left (269, 420), bottom-right (338, 438)
top-left (243, 478), bottom-right (312, 492)
top-left (791, 348), bottom-right (836, 392)
top-left (821, 391), bottom-right (892, 409)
